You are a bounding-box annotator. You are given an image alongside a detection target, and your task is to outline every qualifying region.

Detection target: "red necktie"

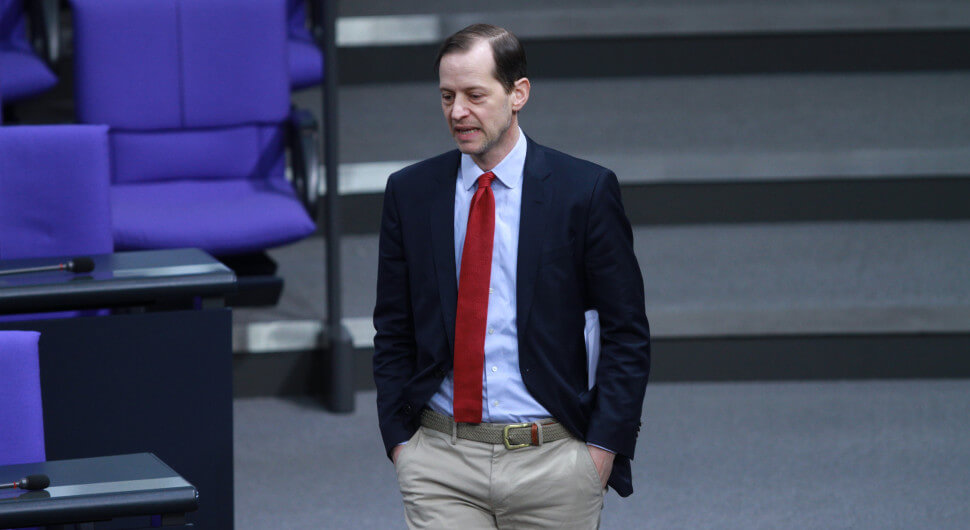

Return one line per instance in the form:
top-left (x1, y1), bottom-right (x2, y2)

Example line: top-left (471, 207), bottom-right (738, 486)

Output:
top-left (453, 171), bottom-right (496, 423)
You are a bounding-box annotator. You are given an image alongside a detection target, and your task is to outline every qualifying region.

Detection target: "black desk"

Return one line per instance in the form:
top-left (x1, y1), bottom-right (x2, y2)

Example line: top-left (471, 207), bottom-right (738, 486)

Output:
top-left (0, 249), bottom-right (236, 529)
top-left (0, 249), bottom-right (235, 314)
top-left (0, 453), bottom-right (197, 529)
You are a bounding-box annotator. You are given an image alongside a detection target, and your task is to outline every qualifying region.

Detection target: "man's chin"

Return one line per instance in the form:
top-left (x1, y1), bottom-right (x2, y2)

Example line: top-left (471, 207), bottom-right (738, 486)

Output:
top-left (455, 141), bottom-right (483, 155)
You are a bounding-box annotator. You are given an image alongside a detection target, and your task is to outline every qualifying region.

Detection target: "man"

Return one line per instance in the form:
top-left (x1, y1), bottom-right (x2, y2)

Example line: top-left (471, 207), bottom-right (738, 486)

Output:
top-left (374, 24), bottom-right (650, 528)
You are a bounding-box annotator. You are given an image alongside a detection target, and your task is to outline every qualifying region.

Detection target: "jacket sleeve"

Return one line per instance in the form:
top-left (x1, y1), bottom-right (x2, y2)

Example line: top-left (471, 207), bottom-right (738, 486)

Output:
top-left (373, 175), bottom-right (419, 457)
top-left (582, 169), bottom-right (651, 460)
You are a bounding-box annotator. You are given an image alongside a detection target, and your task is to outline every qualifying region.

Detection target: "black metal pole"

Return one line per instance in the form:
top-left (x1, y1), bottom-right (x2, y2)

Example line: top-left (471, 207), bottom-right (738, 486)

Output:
top-left (316, 0), bottom-right (354, 412)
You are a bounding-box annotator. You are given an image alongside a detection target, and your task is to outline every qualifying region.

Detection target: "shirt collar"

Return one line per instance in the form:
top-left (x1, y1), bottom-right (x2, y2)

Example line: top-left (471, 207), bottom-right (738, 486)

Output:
top-left (460, 127), bottom-right (527, 191)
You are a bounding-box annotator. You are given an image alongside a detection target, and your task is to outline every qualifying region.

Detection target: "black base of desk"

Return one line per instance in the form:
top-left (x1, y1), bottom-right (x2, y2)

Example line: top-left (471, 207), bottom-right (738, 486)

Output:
top-left (1, 309), bottom-right (233, 529)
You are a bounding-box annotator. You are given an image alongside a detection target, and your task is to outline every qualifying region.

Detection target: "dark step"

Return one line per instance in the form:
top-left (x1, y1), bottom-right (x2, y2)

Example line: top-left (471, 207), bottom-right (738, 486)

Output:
top-left (340, 30), bottom-right (970, 84)
top-left (334, 177), bottom-right (970, 234)
top-left (334, 2), bottom-right (970, 82)
top-left (232, 333), bottom-right (970, 397)
top-left (337, 1), bottom-right (970, 36)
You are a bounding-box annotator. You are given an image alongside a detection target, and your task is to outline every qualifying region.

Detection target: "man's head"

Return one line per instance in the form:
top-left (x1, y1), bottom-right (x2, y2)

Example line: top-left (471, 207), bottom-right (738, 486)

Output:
top-left (436, 24), bottom-right (530, 171)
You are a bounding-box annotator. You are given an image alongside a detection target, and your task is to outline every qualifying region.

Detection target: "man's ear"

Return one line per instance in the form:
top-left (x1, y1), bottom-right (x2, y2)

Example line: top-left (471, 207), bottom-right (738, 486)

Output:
top-left (511, 77), bottom-right (530, 112)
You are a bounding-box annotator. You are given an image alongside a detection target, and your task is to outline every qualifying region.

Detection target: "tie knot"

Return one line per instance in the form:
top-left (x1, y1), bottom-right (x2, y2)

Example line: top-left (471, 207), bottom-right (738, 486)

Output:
top-left (477, 172), bottom-right (496, 189)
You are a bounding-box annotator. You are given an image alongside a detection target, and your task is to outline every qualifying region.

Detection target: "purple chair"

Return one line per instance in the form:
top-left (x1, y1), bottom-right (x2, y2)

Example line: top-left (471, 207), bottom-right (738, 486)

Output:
top-left (0, 330), bottom-right (45, 466)
top-left (0, 0), bottom-right (57, 104)
top-left (288, 0), bottom-right (324, 90)
top-left (71, 0), bottom-right (316, 261)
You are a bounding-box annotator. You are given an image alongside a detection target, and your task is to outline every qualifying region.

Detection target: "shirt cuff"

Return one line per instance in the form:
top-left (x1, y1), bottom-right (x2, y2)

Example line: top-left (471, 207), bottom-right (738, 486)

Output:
top-left (586, 443), bottom-right (615, 454)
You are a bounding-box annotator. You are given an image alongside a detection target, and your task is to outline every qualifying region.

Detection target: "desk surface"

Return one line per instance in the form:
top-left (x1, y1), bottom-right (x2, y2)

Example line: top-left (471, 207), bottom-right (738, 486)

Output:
top-left (0, 453), bottom-right (198, 527)
top-left (0, 248), bottom-right (236, 314)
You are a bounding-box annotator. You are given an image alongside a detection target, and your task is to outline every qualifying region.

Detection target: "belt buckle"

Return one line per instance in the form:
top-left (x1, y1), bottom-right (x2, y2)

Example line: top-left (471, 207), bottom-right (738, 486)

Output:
top-left (502, 422), bottom-right (532, 450)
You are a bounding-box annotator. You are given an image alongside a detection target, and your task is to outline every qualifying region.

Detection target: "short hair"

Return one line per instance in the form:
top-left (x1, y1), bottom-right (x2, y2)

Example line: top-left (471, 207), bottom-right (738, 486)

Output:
top-left (434, 24), bottom-right (527, 93)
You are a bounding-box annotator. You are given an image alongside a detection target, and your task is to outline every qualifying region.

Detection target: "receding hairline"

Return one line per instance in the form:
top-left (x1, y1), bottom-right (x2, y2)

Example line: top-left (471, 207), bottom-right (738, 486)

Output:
top-left (437, 35), bottom-right (497, 70)
top-left (437, 38), bottom-right (494, 68)
top-left (434, 24), bottom-right (527, 92)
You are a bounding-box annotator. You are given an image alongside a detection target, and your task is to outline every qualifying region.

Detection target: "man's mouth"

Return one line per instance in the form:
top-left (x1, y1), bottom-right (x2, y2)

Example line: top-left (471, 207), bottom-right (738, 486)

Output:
top-left (454, 127), bottom-right (480, 139)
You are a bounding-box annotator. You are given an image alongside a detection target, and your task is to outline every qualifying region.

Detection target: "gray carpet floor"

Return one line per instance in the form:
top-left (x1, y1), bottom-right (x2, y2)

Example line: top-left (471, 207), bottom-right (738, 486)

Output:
top-left (234, 379), bottom-right (970, 529)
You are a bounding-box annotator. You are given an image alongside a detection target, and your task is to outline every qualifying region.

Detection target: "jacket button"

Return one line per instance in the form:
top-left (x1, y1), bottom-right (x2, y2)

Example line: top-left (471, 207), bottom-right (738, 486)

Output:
top-left (434, 368), bottom-right (446, 378)
top-left (403, 403), bottom-right (413, 414)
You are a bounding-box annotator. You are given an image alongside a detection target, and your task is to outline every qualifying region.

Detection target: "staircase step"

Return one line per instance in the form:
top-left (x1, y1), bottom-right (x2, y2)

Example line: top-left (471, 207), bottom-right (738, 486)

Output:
top-left (338, 1), bottom-right (970, 41)
top-left (334, 1), bottom-right (970, 82)
top-left (233, 219), bottom-right (970, 350)
top-left (327, 72), bottom-right (970, 172)
top-left (292, 71), bottom-right (970, 229)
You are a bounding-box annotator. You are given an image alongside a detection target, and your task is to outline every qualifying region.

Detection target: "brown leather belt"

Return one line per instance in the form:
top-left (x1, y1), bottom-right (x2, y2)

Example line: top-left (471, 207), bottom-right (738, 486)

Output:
top-left (420, 409), bottom-right (571, 450)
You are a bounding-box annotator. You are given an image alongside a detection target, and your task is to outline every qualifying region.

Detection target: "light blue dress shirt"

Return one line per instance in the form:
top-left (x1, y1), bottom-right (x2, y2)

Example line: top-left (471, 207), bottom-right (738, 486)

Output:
top-left (428, 128), bottom-right (553, 423)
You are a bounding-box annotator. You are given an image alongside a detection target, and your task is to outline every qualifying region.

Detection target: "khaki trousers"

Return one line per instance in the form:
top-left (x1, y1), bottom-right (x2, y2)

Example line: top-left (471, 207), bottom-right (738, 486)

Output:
top-left (395, 425), bottom-right (605, 529)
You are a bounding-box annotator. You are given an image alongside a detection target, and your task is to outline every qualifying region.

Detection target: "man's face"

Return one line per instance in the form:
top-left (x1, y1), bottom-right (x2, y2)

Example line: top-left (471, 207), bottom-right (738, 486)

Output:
top-left (438, 40), bottom-right (528, 169)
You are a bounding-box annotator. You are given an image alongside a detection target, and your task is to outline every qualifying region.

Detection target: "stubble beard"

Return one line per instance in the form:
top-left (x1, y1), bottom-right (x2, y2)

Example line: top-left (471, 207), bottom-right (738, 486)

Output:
top-left (457, 100), bottom-right (516, 161)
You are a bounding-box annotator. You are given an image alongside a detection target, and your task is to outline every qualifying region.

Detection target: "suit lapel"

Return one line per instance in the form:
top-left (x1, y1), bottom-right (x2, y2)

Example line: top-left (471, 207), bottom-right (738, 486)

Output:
top-left (431, 152), bottom-right (460, 358)
top-left (516, 139), bottom-right (551, 338)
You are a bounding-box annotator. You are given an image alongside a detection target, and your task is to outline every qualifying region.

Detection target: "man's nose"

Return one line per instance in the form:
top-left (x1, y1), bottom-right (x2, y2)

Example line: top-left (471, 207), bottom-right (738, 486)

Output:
top-left (450, 99), bottom-right (470, 120)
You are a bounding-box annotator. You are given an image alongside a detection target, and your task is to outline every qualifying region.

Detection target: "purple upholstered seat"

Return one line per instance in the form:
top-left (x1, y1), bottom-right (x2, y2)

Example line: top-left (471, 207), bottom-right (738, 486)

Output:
top-left (112, 179), bottom-right (318, 256)
top-left (71, 0), bottom-right (315, 257)
top-left (0, 0), bottom-right (57, 102)
top-left (0, 330), bottom-right (45, 465)
top-left (288, 0), bottom-right (324, 90)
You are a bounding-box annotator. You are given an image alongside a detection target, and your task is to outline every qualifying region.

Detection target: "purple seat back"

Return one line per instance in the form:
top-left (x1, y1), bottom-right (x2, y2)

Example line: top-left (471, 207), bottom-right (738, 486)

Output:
top-left (1, 0), bottom-right (31, 54)
top-left (0, 330), bottom-right (45, 465)
top-left (0, 125), bottom-right (113, 259)
top-left (287, 0), bottom-right (312, 42)
top-left (288, 0), bottom-right (324, 89)
top-left (72, 0), bottom-right (290, 184)
top-left (0, 0), bottom-right (58, 101)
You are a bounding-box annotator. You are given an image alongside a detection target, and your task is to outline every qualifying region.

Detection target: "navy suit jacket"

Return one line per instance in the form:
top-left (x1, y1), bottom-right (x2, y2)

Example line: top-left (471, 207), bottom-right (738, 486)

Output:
top-left (373, 137), bottom-right (650, 496)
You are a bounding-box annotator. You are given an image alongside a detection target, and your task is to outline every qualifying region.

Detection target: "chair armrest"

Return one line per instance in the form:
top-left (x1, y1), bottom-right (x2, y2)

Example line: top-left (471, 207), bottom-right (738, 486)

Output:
top-left (306, 0), bottom-right (325, 43)
top-left (288, 107), bottom-right (322, 220)
top-left (24, 0), bottom-right (61, 64)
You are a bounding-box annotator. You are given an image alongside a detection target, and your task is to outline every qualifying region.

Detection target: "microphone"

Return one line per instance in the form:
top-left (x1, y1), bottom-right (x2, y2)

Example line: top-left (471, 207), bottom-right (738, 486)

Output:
top-left (0, 474), bottom-right (50, 491)
top-left (0, 257), bottom-right (95, 277)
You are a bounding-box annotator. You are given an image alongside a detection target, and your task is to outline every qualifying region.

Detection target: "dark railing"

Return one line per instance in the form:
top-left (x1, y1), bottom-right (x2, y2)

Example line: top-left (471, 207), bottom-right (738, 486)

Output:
top-left (312, 0), bottom-right (354, 412)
